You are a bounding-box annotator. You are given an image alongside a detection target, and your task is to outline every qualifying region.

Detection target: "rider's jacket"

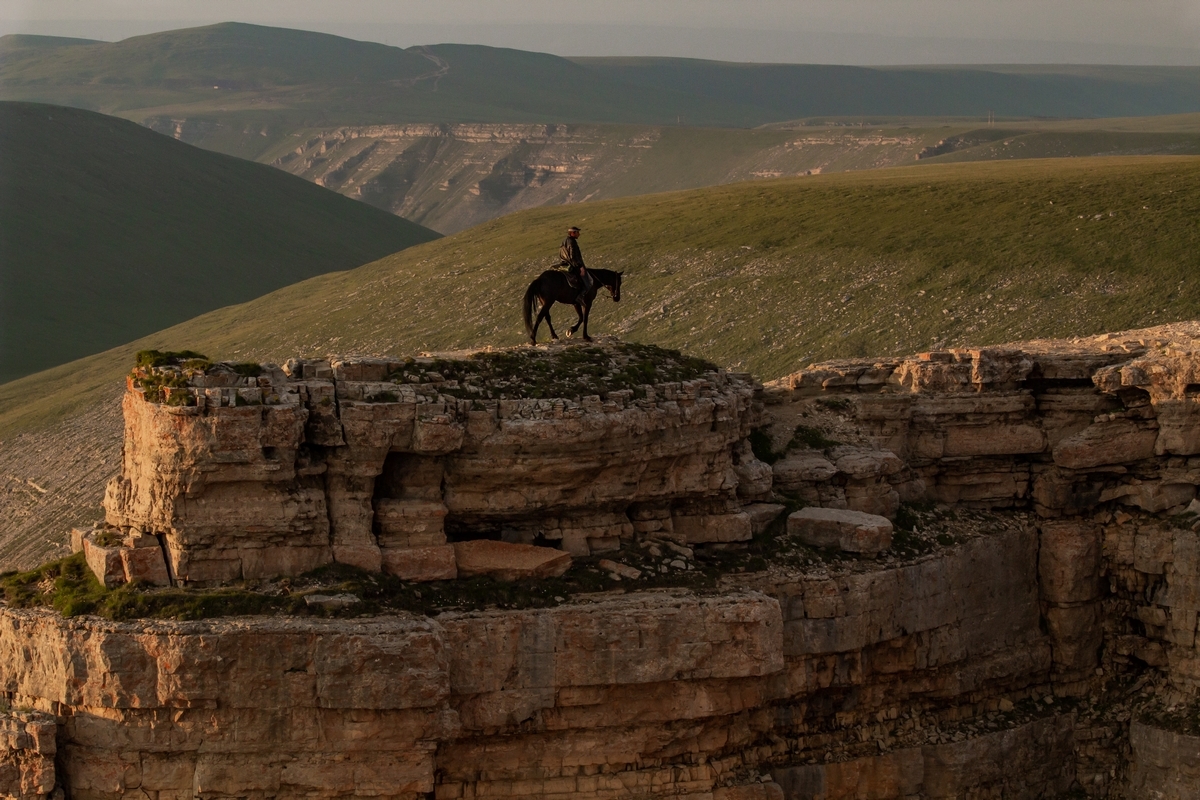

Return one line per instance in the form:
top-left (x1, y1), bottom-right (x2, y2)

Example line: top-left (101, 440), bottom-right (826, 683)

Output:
top-left (559, 236), bottom-right (586, 273)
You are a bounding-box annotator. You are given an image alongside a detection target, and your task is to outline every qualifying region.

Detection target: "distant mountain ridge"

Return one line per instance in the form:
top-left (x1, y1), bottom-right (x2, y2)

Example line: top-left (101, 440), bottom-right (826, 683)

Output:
top-left (2, 23), bottom-right (1199, 126)
top-left (0, 101), bottom-right (440, 382)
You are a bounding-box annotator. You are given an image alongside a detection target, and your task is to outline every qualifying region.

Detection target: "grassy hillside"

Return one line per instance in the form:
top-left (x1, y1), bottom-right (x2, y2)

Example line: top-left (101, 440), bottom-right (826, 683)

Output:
top-left (3, 23), bottom-right (1199, 130)
top-left (0, 24), bottom-right (734, 127)
top-left (921, 130), bottom-right (1200, 163)
top-left (571, 58), bottom-right (1200, 120)
top-left (2, 155), bottom-right (1198, 440)
top-left (0, 102), bottom-right (440, 382)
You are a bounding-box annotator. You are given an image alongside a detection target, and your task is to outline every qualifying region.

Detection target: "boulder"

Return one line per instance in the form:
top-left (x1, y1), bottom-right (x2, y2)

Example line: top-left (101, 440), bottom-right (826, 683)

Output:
top-left (452, 540), bottom-right (571, 581)
top-left (381, 545), bottom-right (458, 582)
top-left (121, 544), bottom-right (171, 587)
top-left (787, 507), bottom-right (893, 555)
top-left (772, 452), bottom-right (837, 489)
top-left (83, 536), bottom-right (125, 588)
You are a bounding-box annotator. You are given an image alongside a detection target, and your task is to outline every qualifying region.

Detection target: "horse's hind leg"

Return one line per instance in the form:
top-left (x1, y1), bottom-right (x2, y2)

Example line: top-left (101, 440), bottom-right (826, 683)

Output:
top-left (535, 301), bottom-right (559, 342)
top-left (581, 304), bottom-right (592, 341)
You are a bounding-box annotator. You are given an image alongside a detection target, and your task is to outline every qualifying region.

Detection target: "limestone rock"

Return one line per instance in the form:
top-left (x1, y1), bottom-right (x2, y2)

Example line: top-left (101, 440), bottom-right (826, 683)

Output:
top-left (1052, 419), bottom-right (1158, 469)
top-left (120, 544), bottom-right (170, 587)
top-left (772, 452), bottom-right (837, 489)
top-left (82, 536), bottom-right (124, 589)
top-left (1039, 521), bottom-right (1101, 604)
top-left (103, 344), bottom-right (762, 583)
top-left (382, 544), bottom-right (457, 582)
top-left (787, 507), bottom-right (893, 555)
top-left (743, 503), bottom-right (786, 535)
top-left (452, 540), bottom-right (571, 581)
top-left (0, 711), bottom-right (56, 799)
top-left (673, 511), bottom-right (753, 544)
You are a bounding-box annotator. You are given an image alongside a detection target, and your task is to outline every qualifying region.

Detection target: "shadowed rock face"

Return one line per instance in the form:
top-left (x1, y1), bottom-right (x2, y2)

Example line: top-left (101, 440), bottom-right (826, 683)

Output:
top-left (102, 342), bottom-right (763, 585)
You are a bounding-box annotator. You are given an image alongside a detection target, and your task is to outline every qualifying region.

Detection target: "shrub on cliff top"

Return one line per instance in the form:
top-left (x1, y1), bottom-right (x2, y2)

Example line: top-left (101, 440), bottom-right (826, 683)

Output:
top-left (134, 349), bottom-right (209, 368)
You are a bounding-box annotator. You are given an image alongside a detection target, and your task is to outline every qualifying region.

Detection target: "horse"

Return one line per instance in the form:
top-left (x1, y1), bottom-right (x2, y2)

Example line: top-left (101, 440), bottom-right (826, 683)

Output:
top-left (522, 268), bottom-right (622, 344)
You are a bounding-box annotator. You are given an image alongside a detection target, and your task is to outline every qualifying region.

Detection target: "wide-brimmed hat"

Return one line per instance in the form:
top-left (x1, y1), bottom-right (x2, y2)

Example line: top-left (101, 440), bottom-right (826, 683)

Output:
top-left (567, 226), bottom-right (581, 233)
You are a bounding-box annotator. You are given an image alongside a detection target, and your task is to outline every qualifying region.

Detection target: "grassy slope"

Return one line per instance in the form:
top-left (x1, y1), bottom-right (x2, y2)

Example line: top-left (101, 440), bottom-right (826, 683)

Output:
top-left (925, 131), bottom-right (1200, 163)
top-left (571, 58), bottom-right (1200, 120)
top-left (0, 24), bottom-right (739, 127)
top-left (2, 155), bottom-right (1197, 439)
top-left (0, 101), bottom-right (440, 383)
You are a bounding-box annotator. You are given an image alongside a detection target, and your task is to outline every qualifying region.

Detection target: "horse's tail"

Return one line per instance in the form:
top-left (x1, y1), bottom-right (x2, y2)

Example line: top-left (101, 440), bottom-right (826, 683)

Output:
top-left (522, 279), bottom-right (540, 335)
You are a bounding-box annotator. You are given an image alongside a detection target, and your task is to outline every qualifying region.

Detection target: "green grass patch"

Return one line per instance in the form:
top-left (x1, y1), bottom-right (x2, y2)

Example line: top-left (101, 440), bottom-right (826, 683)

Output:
top-left (390, 342), bottom-right (718, 401)
top-left (135, 349), bottom-right (208, 369)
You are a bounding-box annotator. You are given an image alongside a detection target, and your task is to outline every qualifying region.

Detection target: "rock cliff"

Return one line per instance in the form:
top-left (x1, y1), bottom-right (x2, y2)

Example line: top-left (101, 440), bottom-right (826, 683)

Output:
top-left (101, 342), bottom-right (761, 586)
top-left (6, 328), bottom-right (1200, 798)
top-left (235, 123), bottom-right (930, 233)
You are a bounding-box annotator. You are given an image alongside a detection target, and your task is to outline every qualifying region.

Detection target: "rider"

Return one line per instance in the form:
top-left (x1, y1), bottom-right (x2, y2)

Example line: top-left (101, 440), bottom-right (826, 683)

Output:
top-left (558, 226), bottom-right (590, 295)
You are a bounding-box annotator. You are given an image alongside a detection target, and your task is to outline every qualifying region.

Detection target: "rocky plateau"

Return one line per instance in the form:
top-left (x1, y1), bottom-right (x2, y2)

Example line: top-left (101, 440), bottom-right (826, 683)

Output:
top-left (3, 329), bottom-right (1200, 798)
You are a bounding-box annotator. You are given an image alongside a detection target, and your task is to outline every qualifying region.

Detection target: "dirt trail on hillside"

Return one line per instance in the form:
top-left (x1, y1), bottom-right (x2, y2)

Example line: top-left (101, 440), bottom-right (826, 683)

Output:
top-left (0, 388), bottom-right (122, 570)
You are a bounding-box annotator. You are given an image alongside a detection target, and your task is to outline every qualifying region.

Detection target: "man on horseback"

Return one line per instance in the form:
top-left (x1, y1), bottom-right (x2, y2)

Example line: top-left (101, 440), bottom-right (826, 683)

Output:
top-left (558, 226), bottom-right (592, 296)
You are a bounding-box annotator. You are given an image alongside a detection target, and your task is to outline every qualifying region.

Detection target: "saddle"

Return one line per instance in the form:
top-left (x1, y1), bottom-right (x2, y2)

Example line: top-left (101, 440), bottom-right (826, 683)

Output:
top-left (559, 264), bottom-right (593, 295)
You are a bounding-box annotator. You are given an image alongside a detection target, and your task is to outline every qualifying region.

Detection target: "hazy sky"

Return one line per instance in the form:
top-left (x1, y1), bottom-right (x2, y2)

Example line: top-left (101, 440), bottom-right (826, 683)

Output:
top-left (4, 0), bottom-right (1200, 65)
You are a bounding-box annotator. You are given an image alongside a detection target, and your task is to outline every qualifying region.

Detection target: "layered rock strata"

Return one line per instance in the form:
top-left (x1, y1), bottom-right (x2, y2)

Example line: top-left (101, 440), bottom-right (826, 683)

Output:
top-left (0, 521), bottom-right (1058, 800)
top-left (9, 328), bottom-right (1200, 797)
top-left (101, 344), bottom-right (762, 586)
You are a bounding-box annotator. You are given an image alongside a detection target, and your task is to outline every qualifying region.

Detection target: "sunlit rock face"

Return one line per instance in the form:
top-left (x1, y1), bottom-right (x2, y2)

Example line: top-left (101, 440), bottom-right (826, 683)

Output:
top-left (9, 325), bottom-right (1199, 798)
top-left (102, 341), bottom-right (763, 585)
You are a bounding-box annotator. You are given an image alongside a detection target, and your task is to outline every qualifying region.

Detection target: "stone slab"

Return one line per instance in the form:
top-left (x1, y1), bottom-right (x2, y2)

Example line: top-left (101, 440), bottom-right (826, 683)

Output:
top-left (787, 507), bottom-right (893, 555)
top-left (381, 545), bottom-right (458, 582)
top-left (121, 545), bottom-right (171, 587)
top-left (452, 540), bottom-right (571, 581)
top-left (83, 537), bottom-right (125, 589)
top-left (672, 512), bottom-right (753, 544)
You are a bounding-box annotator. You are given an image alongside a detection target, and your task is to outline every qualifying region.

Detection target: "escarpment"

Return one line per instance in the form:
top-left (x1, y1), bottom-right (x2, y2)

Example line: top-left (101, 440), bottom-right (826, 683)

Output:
top-left (6, 330), bottom-right (1200, 798)
top-left (100, 342), bottom-right (760, 585)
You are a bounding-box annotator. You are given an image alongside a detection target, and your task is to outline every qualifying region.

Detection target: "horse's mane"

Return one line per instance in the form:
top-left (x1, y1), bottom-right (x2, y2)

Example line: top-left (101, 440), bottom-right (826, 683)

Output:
top-left (588, 267), bottom-right (621, 284)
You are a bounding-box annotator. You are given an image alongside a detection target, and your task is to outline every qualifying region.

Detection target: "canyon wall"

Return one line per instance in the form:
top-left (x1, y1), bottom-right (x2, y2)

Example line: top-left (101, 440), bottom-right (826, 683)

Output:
top-left (143, 120), bottom-right (932, 233)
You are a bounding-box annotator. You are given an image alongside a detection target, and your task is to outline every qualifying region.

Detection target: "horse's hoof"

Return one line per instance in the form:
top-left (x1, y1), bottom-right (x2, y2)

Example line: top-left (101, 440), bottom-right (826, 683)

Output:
top-left (565, 331), bottom-right (573, 339)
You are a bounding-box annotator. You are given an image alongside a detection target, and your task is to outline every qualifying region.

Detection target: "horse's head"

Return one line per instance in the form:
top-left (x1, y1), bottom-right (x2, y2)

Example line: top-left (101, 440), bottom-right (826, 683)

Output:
top-left (609, 271), bottom-right (623, 303)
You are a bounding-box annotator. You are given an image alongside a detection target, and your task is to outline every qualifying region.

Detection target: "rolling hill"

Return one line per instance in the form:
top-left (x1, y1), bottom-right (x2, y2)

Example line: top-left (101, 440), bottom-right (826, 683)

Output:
top-left (3, 23), bottom-right (1199, 130)
top-left (0, 101), bottom-right (440, 383)
top-left (1, 155), bottom-right (1198, 566)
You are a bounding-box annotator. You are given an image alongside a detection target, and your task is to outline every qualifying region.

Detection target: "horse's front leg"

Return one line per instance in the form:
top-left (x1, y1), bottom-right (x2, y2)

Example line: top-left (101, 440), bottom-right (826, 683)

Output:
top-left (581, 302), bottom-right (592, 342)
top-left (567, 303), bottom-right (585, 338)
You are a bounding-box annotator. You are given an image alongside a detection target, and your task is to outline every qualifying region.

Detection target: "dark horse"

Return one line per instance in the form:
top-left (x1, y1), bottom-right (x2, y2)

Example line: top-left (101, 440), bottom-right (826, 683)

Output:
top-left (523, 268), bottom-right (623, 344)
